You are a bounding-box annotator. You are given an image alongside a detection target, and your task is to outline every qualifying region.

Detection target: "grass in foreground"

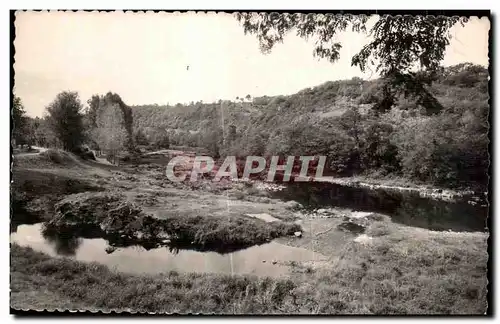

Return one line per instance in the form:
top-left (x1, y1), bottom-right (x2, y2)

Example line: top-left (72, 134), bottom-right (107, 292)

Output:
top-left (11, 149), bottom-right (489, 314)
top-left (11, 219), bottom-right (488, 314)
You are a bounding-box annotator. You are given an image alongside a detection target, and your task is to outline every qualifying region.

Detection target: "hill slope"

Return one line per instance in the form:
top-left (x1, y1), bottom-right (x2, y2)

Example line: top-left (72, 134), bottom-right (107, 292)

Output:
top-left (131, 63), bottom-right (489, 190)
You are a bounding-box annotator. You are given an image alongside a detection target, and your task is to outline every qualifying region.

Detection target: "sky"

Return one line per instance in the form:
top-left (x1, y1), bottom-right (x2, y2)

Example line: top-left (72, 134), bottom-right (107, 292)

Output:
top-left (14, 12), bottom-right (490, 117)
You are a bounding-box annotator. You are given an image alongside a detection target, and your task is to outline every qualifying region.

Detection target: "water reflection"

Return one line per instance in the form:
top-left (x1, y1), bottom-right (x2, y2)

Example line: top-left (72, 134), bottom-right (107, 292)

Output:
top-left (11, 223), bottom-right (324, 277)
top-left (40, 227), bottom-right (81, 256)
top-left (10, 202), bottom-right (42, 233)
top-left (272, 182), bottom-right (488, 232)
top-left (10, 213), bottom-right (40, 234)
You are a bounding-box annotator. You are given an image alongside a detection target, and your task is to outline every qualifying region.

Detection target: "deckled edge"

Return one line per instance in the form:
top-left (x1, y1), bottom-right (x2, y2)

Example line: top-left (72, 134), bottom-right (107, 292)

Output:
top-left (9, 9), bottom-right (492, 316)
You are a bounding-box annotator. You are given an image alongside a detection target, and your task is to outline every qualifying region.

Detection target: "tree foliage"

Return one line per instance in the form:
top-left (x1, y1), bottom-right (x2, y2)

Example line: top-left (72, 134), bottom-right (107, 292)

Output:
top-left (93, 101), bottom-right (128, 164)
top-left (18, 63), bottom-right (487, 190)
top-left (102, 92), bottom-right (134, 150)
top-left (130, 63), bottom-right (488, 190)
top-left (45, 91), bottom-right (85, 152)
top-left (83, 92), bottom-right (135, 153)
top-left (32, 117), bottom-right (59, 148)
top-left (85, 95), bottom-right (100, 129)
top-left (134, 128), bottom-right (149, 146)
top-left (12, 95), bottom-right (30, 146)
top-left (150, 128), bottom-right (170, 149)
top-left (236, 13), bottom-right (466, 73)
top-left (236, 13), bottom-right (468, 113)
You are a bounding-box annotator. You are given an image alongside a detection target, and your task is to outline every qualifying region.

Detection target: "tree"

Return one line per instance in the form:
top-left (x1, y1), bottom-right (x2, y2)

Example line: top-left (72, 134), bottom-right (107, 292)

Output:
top-left (361, 121), bottom-right (400, 173)
top-left (12, 95), bottom-right (29, 147)
top-left (93, 101), bottom-right (128, 164)
top-left (46, 91), bottom-right (85, 152)
top-left (31, 117), bottom-right (48, 147)
top-left (327, 108), bottom-right (366, 175)
top-left (134, 128), bottom-right (149, 146)
top-left (202, 126), bottom-right (223, 159)
top-left (85, 94), bottom-right (101, 129)
top-left (83, 94), bottom-right (102, 149)
top-left (85, 93), bottom-right (134, 152)
top-left (236, 13), bottom-right (468, 113)
top-left (102, 92), bottom-right (134, 150)
top-left (150, 128), bottom-right (170, 149)
top-left (23, 117), bottom-right (41, 149)
top-left (338, 107), bottom-right (364, 149)
top-left (227, 125), bottom-right (237, 143)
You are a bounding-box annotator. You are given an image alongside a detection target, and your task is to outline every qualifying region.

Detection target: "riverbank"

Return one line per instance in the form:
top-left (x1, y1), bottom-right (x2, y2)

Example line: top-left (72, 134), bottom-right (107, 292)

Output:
top-left (132, 146), bottom-right (486, 202)
top-left (11, 216), bottom-right (488, 314)
top-left (315, 175), bottom-right (483, 202)
top-left (10, 150), bottom-right (489, 314)
top-left (12, 151), bottom-right (303, 250)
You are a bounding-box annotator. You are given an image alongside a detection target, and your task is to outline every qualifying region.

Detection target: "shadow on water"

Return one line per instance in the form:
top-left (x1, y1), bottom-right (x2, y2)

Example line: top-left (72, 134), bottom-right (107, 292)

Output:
top-left (39, 223), bottom-right (254, 256)
top-left (43, 231), bottom-right (82, 256)
top-left (10, 212), bottom-right (41, 234)
top-left (271, 182), bottom-right (488, 232)
top-left (11, 223), bottom-right (321, 277)
top-left (10, 200), bottom-right (42, 233)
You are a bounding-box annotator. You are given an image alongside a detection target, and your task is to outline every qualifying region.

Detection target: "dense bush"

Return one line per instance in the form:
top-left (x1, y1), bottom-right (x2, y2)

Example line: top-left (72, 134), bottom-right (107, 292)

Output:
top-left (394, 103), bottom-right (489, 188)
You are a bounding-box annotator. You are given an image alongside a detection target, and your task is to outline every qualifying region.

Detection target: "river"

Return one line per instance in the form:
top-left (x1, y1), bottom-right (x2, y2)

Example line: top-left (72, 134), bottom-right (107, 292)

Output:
top-left (10, 179), bottom-right (488, 277)
top-left (11, 223), bottom-right (325, 277)
top-left (271, 181), bottom-right (488, 232)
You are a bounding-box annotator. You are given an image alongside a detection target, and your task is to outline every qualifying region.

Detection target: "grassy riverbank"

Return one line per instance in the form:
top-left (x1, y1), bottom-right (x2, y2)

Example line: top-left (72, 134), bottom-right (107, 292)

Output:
top-left (12, 152), bottom-right (301, 249)
top-left (11, 219), bottom-right (488, 314)
top-left (11, 150), bottom-right (489, 314)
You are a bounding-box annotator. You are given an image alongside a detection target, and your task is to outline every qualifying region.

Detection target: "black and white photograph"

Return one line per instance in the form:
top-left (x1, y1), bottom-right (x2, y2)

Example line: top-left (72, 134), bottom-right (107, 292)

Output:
top-left (10, 10), bottom-right (490, 315)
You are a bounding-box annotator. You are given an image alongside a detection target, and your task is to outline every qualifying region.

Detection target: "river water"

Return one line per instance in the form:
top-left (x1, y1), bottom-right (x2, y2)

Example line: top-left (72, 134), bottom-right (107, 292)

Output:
top-left (271, 182), bottom-right (488, 232)
top-left (11, 223), bottom-right (324, 277)
top-left (10, 179), bottom-right (488, 277)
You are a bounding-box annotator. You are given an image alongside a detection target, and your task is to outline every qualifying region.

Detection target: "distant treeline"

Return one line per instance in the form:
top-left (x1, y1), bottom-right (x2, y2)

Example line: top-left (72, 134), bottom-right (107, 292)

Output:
top-left (13, 63), bottom-right (489, 190)
top-left (130, 63), bottom-right (489, 190)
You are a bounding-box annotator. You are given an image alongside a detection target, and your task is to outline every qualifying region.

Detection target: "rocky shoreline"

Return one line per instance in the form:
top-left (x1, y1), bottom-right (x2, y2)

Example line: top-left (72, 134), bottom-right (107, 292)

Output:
top-left (314, 176), bottom-right (484, 202)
